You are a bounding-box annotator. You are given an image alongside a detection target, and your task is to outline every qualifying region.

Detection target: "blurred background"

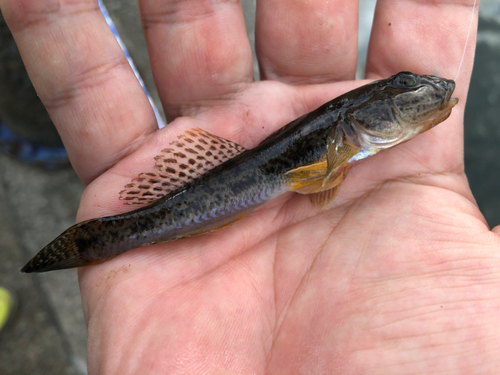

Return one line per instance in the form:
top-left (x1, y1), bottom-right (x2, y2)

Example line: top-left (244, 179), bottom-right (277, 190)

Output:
top-left (0, 0), bottom-right (498, 373)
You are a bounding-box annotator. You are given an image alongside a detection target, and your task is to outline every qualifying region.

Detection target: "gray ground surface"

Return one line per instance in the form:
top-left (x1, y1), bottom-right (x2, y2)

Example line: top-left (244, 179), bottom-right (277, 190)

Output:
top-left (0, 1), bottom-right (498, 374)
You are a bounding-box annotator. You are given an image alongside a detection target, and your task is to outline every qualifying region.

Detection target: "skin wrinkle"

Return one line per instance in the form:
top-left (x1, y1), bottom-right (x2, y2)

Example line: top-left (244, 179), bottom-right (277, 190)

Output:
top-left (367, 1), bottom-right (477, 80)
top-left (367, 351), bottom-right (486, 374)
top-left (140, 0), bottom-right (240, 30)
top-left (230, 257), bottom-right (262, 302)
top-left (338, 189), bottom-right (374, 268)
top-left (258, 297), bottom-right (276, 368)
top-left (263, 73), bottom-right (355, 86)
top-left (397, 138), bottom-right (464, 175)
top-left (172, 81), bottom-right (252, 119)
top-left (3, 1), bottom-right (159, 185)
top-left (120, 221), bottom-right (269, 301)
top-left (81, 128), bottom-right (156, 185)
top-left (376, 174), bottom-right (480, 213)
top-left (262, 195), bottom-right (301, 359)
top-left (266, 236), bottom-right (280, 369)
top-left (228, 255), bottom-right (276, 361)
top-left (7, 6), bottom-right (128, 110)
top-left (393, 256), bottom-right (496, 275)
top-left (165, 81), bottom-right (253, 121)
top-left (42, 56), bottom-right (130, 110)
top-left (435, 270), bottom-right (500, 282)
top-left (112, 303), bottom-right (144, 373)
top-left (358, 307), bottom-right (499, 348)
top-left (265, 207), bottom-right (339, 368)
top-left (265, 219), bottom-right (298, 363)
top-left (154, 273), bottom-right (259, 373)
top-left (357, 268), bottom-right (495, 294)
top-left (354, 340), bottom-right (492, 370)
top-left (369, 333), bottom-right (495, 360)
top-left (139, 0), bottom-right (253, 122)
top-left (104, 280), bottom-right (198, 372)
top-left (407, 204), bottom-right (475, 229)
top-left (366, 303), bottom-right (483, 334)
top-left (2, 1), bottom-right (98, 32)
top-left (256, 0), bottom-right (357, 82)
top-left (278, 212), bottom-right (336, 311)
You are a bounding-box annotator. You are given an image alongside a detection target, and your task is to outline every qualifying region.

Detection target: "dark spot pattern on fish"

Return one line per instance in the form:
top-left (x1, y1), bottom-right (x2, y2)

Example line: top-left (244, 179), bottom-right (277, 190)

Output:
top-left (22, 72), bottom-right (458, 272)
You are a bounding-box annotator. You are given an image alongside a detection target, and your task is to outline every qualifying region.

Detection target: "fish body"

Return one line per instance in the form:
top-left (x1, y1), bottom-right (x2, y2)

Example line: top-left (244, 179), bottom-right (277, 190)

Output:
top-left (22, 72), bottom-right (458, 273)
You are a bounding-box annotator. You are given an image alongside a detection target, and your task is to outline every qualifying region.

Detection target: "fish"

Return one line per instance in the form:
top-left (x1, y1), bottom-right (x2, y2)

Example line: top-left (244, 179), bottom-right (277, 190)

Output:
top-left (21, 72), bottom-right (458, 273)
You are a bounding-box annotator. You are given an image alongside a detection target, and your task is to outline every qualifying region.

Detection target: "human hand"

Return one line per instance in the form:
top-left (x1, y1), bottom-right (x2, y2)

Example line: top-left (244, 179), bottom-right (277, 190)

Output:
top-left (3, 0), bottom-right (499, 373)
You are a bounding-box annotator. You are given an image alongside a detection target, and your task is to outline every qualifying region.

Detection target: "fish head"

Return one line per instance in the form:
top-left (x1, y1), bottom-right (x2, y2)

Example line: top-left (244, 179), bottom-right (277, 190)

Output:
top-left (344, 72), bottom-right (458, 150)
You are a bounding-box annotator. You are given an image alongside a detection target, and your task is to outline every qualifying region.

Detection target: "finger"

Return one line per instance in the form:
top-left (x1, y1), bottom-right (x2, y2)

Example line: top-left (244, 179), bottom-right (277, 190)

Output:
top-left (0, 0), bottom-right (158, 184)
top-left (255, 0), bottom-right (358, 84)
top-left (366, 0), bottom-right (478, 93)
top-left (138, 0), bottom-right (254, 122)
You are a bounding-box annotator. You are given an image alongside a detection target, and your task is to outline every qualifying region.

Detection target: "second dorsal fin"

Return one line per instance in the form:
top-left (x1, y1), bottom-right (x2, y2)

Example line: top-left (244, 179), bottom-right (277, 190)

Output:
top-left (120, 128), bottom-right (247, 205)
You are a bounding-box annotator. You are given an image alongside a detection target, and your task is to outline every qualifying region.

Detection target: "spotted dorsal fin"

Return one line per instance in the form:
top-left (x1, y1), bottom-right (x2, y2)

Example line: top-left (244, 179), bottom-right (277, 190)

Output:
top-left (120, 128), bottom-right (247, 205)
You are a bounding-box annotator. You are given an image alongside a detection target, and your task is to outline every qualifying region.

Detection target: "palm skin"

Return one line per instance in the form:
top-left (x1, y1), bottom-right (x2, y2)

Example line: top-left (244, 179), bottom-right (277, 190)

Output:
top-left (3, 0), bottom-right (499, 373)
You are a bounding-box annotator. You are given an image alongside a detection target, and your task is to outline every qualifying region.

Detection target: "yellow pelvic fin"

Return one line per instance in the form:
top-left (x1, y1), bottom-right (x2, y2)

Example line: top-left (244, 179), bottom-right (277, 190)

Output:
top-left (285, 149), bottom-right (355, 196)
top-left (285, 160), bottom-right (344, 208)
top-left (284, 160), bottom-right (328, 194)
top-left (120, 128), bottom-right (247, 205)
top-left (285, 125), bottom-right (360, 208)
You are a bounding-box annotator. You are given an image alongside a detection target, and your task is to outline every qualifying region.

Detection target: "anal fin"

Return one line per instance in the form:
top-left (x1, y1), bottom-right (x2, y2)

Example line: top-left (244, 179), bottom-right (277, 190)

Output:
top-left (120, 128), bottom-right (246, 205)
top-left (308, 186), bottom-right (340, 209)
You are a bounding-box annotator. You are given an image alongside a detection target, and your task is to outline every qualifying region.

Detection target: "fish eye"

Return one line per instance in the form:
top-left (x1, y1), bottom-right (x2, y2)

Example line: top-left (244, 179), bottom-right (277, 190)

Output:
top-left (403, 77), bottom-right (416, 86)
top-left (394, 73), bottom-right (419, 88)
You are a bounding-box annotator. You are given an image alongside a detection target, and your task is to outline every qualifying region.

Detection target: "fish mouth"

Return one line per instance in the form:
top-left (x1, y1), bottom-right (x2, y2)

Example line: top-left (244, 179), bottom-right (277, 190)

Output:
top-left (420, 78), bottom-right (458, 131)
top-left (446, 97), bottom-right (459, 108)
top-left (439, 78), bottom-right (458, 110)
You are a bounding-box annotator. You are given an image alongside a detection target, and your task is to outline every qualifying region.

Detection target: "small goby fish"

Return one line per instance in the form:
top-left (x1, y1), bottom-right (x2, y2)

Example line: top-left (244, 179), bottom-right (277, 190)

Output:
top-left (22, 72), bottom-right (458, 273)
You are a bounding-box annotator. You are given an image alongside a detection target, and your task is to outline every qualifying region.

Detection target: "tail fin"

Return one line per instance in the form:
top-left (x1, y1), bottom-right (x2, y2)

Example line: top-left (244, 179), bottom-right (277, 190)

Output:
top-left (21, 219), bottom-right (99, 273)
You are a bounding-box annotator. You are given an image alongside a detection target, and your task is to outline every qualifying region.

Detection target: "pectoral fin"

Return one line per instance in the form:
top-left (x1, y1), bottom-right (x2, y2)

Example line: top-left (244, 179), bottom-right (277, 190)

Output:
top-left (120, 128), bottom-right (246, 205)
top-left (324, 126), bottom-right (360, 185)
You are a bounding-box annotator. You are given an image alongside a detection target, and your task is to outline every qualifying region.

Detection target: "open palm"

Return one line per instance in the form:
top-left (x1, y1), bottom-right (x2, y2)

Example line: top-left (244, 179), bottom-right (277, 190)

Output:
top-left (4, 0), bottom-right (500, 373)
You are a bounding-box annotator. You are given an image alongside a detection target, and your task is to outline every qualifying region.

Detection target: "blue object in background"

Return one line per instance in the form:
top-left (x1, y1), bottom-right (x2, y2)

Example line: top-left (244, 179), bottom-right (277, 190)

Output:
top-left (0, 123), bottom-right (69, 170)
top-left (98, 0), bottom-right (164, 128)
